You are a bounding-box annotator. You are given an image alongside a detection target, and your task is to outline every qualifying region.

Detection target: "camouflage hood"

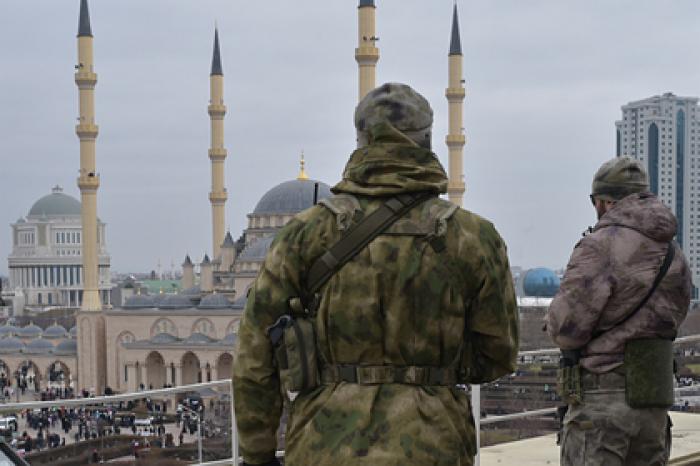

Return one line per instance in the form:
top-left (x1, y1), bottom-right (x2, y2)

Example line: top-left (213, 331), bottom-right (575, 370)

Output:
top-left (332, 122), bottom-right (448, 197)
top-left (595, 192), bottom-right (677, 242)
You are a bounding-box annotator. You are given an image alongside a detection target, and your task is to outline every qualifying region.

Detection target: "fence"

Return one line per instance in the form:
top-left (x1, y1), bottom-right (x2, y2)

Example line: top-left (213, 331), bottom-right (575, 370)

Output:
top-left (0, 380), bottom-right (237, 466)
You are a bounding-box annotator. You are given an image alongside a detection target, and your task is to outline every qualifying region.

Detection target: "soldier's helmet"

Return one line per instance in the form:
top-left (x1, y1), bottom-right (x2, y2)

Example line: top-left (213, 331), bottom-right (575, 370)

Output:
top-left (591, 156), bottom-right (649, 201)
top-left (355, 83), bottom-right (433, 149)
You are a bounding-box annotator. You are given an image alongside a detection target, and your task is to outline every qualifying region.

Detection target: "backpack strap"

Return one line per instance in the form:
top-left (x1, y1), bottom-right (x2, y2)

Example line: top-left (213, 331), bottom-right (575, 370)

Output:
top-left (306, 192), bottom-right (434, 297)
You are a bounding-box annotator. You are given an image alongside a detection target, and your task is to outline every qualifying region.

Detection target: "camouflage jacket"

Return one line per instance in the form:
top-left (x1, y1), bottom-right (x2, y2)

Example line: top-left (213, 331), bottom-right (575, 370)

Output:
top-left (546, 192), bottom-right (692, 373)
top-left (233, 124), bottom-right (518, 465)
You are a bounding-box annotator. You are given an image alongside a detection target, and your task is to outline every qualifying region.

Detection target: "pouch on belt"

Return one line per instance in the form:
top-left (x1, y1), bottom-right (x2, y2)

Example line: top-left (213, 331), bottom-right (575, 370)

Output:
top-left (270, 315), bottom-right (320, 394)
top-left (625, 338), bottom-right (674, 408)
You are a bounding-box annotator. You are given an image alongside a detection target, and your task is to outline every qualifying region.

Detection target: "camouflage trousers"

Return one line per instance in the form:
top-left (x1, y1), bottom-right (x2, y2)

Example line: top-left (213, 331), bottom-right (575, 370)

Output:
top-left (561, 389), bottom-right (671, 466)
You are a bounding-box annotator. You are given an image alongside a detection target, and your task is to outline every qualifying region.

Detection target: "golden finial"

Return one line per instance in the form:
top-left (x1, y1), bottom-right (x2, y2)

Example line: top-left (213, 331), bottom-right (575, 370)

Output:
top-left (297, 151), bottom-right (309, 181)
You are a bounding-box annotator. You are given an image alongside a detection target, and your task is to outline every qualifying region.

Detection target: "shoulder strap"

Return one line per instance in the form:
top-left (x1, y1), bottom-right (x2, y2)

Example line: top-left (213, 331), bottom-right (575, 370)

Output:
top-left (613, 241), bottom-right (675, 330)
top-left (306, 192), bottom-right (433, 296)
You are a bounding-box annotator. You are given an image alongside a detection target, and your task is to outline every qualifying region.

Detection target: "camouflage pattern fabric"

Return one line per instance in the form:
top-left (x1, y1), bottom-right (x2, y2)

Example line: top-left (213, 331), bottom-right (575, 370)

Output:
top-left (546, 192), bottom-right (691, 374)
top-left (591, 157), bottom-right (649, 202)
top-left (355, 83), bottom-right (434, 149)
top-left (561, 389), bottom-right (670, 466)
top-left (233, 122), bottom-right (519, 465)
top-left (355, 83), bottom-right (433, 134)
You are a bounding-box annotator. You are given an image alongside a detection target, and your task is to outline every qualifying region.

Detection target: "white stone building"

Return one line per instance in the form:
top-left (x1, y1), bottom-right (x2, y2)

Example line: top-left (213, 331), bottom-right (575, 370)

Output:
top-left (616, 93), bottom-right (700, 297)
top-left (7, 186), bottom-right (111, 309)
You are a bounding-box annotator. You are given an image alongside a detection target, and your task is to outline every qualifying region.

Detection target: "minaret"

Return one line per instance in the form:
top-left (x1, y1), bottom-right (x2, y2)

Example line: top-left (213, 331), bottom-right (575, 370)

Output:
top-left (76, 0), bottom-right (101, 310)
top-left (75, 0), bottom-right (106, 395)
top-left (446, 3), bottom-right (466, 207)
top-left (200, 254), bottom-right (213, 293)
top-left (356, 0), bottom-right (379, 101)
top-left (220, 233), bottom-right (236, 271)
top-left (181, 255), bottom-right (194, 289)
top-left (208, 28), bottom-right (228, 260)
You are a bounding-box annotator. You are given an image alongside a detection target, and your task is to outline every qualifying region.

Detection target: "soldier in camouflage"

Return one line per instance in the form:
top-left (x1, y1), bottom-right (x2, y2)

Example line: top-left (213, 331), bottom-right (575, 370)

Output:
top-left (547, 157), bottom-right (692, 465)
top-left (233, 82), bottom-right (518, 466)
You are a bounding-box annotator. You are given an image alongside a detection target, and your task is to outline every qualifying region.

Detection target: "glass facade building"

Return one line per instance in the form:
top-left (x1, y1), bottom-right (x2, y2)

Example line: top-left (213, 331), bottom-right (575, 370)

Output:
top-left (615, 93), bottom-right (699, 298)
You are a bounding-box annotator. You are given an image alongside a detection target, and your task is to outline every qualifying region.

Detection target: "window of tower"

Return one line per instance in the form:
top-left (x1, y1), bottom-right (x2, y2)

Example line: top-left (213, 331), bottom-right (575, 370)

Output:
top-left (677, 110), bottom-right (686, 248)
top-left (648, 123), bottom-right (660, 195)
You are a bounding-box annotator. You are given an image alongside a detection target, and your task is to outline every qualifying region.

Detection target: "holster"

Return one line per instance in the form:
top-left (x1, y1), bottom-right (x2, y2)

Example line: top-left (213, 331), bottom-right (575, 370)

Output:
top-left (556, 405), bottom-right (569, 445)
top-left (624, 338), bottom-right (674, 408)
top-left (557, 349), bottom-right (582, 405)
top-left (268, 314), bottom-right (320, 396)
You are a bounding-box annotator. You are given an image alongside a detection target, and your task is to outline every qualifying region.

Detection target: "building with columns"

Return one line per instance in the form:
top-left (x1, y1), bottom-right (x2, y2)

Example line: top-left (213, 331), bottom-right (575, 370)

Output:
top-left (7, 186), bottom-right (111, 310)
top-left (104, 294), bottom-right (239, 392)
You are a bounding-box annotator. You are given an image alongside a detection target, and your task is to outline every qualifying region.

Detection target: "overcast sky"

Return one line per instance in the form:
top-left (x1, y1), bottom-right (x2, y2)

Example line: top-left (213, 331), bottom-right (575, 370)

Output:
top-left (2, 0), bottom-right (700, 275)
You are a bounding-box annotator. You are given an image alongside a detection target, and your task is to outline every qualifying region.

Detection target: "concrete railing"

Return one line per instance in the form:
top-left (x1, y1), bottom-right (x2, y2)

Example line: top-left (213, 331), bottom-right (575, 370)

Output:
top-left (5, 334), bottom-right (700, 465)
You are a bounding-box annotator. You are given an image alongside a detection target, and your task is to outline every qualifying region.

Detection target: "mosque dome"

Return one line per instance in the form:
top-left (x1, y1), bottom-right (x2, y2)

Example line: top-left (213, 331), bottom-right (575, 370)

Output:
top-left (69, 326), bottom-right (77, 338)
top-left (183, 333), bottom-right (215, 345)
top-left (17, 323), bottom-right (43, 339)
top-left (253, 179), bottom-right (332, 215)
top-left (523, 268), bottom-right (561, 298)
top-left (238, 236), bottom-right (274, 262)
top-left (43, 323), bottom-right (68, 339)
top-left (25, 338), bottom-right (54, 354)
top-left (0, 324), bottom-right (19, 337)
top-left (54, 339), bottom-right (78, 355)
top-left (158, 294), bottom-right (193, 310)
top-left (181, 285), bottom-right (201, 297)
top-left (151, 333), bottom-right (180, 344)
top-left (28, 186), bottom-right (81, 218)
top-left (232, 295), bottom-right (248, 310)
top-left (151, 294), bottom-right (166, 307)
top-left (198, 293), bottom-right (232, 310)
top-left (0, 337), bottom-right (25, 354)
top-left (124, 294), bottom-right (156, 309)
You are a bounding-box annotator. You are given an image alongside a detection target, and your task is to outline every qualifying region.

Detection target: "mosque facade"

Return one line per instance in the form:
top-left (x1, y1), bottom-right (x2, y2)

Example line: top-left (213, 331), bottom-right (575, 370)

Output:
top-left (1, 0), bottom-right (467, 394)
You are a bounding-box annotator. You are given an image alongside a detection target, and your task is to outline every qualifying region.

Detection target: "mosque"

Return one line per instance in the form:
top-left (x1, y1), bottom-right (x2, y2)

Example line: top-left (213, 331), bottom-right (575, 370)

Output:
top-left (1, 0), bottom-right (467, 394)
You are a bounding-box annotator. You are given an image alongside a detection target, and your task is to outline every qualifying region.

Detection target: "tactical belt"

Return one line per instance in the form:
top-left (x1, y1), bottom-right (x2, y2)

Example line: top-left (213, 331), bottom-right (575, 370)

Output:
top-left (321, 364), bottom-right (458, 386)
top-left (581, 367), bottom-right (626, 390)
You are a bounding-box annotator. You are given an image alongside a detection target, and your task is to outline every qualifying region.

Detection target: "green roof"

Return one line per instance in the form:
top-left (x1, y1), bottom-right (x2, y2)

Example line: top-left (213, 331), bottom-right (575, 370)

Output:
top-left (141, 280), bottom-right (180, 294)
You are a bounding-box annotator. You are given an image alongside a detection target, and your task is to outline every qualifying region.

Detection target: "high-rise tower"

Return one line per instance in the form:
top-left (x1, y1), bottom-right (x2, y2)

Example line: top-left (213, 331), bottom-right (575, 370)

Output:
top-left (446, 4), bottom-right (466, 206)
top-left (616, 93), bottom-right (700, 296)
top-left (209, 28), bottom-right (228, 259)
top-left (75, 0), bottom-right (106, 394)
top-left (356, 0), bottom-right (379, 101)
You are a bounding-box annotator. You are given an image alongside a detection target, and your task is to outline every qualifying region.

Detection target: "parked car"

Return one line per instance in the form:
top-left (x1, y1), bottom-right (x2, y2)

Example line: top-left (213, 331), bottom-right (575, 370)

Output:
top-left (133, 417), bottom-right (154, 427)
top-left (0, 416), bottom-right (18, 432)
